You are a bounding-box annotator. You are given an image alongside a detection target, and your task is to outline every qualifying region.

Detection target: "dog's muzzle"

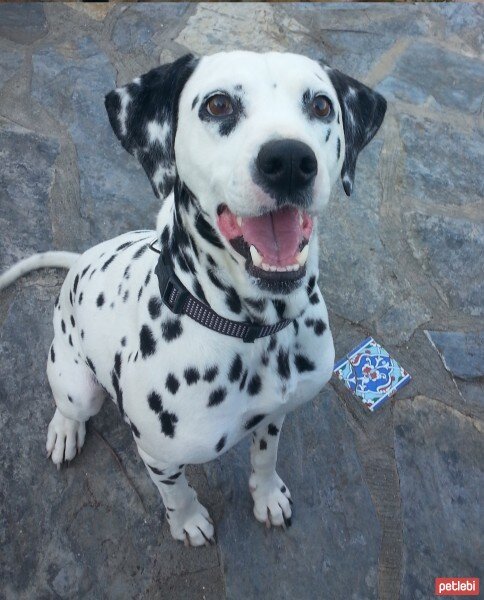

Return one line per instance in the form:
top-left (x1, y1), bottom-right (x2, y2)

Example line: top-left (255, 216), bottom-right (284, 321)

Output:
top-left (255, 139), bottom-right (317, 204)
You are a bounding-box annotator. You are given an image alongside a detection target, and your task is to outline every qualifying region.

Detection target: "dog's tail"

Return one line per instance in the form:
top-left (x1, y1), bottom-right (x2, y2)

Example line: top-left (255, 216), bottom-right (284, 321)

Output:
top-left (0, 251), bottom-right (80, 291)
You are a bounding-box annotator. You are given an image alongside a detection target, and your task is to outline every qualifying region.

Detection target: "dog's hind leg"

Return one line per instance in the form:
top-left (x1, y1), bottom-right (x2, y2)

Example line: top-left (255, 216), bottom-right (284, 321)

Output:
top-left (46, 336), bottom-right (105, 467)
top-left (136, 446), bottom-right (215, 546)
top-left (249, 414), bottom-right (293, 528)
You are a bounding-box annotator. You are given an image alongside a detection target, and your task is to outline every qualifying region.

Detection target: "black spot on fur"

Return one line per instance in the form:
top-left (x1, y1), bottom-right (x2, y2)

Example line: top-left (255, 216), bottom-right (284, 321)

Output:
top-left (169, 471), bottom-right (182, 480)
top-left (97, 293), bottom-right (104, 307)
top-left (133, 244), bottom-right (148, 259)
top-left (148, 391), bottom-right (162, 413)
top-left (123, 290), bottom-right (129, 302)
top-left (161, 318), bottom-right (182, 342)
top-left (245, 297), bottom-right (266, 312)
top-left (114, 352), bottom-right (122, 377)
top-left (272, 299), bottom-right (286, 319)
top-left (261, 353), bottom-right (269, 366)
top-left (215, 435), bottom-right (226, 452)
top-left (295, 354), bottom-right (316, 373)
top-left (148, 464), bottom-right (164, 475)
top-left (193, 279), bottom-right (207, 304)
top-left (229, 354), bottom-right (242, 383)
top-left (70, 315), bottom-right (75, 328)
top-left (280, 485), bottom-right (286, 493)
top-left (117, 240), bottom-right (136, 251)
top-left (239, 370), bottom-right (248, 391)
top-left (61, 320), bottom-right (66, 334)
top-left (306, 276), bottom-right (316, 295)
top-left (337, 137), bottom-right (341, 160)
top-left (194, 214), bottom-right (224, 249)
top-left (69, 290), bottom-right (73, 306)
top-left (191, 95), bottom-right (199, 110)
top-left (78, 292), bottom-right (83, 305)
top-left (144, 271), bottom-right (151, 286)
top-left (86, 357), bottom-right (96, 373)
top-left (293, 320), bottom-right (299, 335)
top-left (325, 129), bottom-right (331, 142)
top-left (73, 274), bottom-right (79, 294)
top-left (245, 414), bottom-right (266, 430)
top-left (81, 265), bottom-right (90, 279)
top-left (68, 335), bottom-right (73, 347)
top-left (101, 254), bottom-right (117, 271)
top-left (314, 319), bottom-right (326, 335)
top-left (277, 348), bottom-right (291, 379)
top-left (166, 373), bottom-right (180, 394)
top-left (138, 287), bottom-right (143, 300)
top-left (268, 423), bottom-right (279, 436)
top-left (111, 370), bottom-right (124, 415)
top-left (259, 439), bottom-right (267, 450)
top-left (54, 295), bottom-right (59, 308)
top-left (148, 296), bottom-right (162, 319)
top-left (81, 330), bottom-right (84, 339)
top-left (268, 336), bottom-right (277, 352)
top-left (140, 325), bottom-right (156, 358)
top-left (184, 367), bottom-right (200, 385)
top-left (50, 345), bottom-right (55, 362)
top-left (161, 479), bottom-right (176, 486)
top-left (68, 395), bottom-right (74, 403)
top-left (160, 410), bottom-right (178, 438)
top-left (124, 265), bottom-right (131, 279)
top-left (247, 374), bottom-right (262, 396)
top-left (208, 387), bottom-right (227, 407)
top-left (207, 269), bottom-right (226, 291)
top-left (121, 336), bottom-right (127, 346)
top-left (225, 287), bottom-right (242, 314)
top-left (130, 422), bottom-right (141, 438)
top-left (204, 366), bottom-right (218, 383)
top-left (309, 292), bottom-right (320, 305)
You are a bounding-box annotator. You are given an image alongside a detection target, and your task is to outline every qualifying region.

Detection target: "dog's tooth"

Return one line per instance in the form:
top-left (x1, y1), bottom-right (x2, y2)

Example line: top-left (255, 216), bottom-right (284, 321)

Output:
top-left (296, 244), bottom-right (309, 266)
top-left (261, 262), bottom-right (271, 272)
top-left (269, 265), bottom-right (277, 272)
top-left (236, 216), bottom-right (243, 227)
top-left (249, 245), bottom-right (263, 267)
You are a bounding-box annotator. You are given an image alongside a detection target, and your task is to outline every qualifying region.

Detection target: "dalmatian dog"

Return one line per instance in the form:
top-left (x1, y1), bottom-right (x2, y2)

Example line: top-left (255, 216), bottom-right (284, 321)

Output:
top-left (0, 51), bottom-right (386, 546)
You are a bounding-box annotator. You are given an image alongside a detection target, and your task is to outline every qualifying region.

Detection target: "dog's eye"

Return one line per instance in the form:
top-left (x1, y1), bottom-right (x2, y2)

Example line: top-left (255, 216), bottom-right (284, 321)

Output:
top-left (312, 95), bottom-right (332, 118)
top-left (206, 94), bottom-right (233, 117)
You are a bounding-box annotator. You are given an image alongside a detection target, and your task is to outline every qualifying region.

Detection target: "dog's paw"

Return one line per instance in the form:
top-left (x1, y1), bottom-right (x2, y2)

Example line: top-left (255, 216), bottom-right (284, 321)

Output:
top-left (249, 471), bottom-right (292, 528)
top-left (46, 408), bottom-right (86, 467)
top-left (167, 498), bottom-right (215, 547)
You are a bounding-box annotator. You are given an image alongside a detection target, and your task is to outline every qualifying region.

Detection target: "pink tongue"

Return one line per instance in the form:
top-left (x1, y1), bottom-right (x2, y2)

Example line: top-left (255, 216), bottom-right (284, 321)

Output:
top-left (241, 206), bottom-right (301, 265)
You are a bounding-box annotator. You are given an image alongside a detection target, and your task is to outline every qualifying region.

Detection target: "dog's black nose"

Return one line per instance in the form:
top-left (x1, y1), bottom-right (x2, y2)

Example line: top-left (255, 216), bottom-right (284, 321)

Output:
top-left (256, 139), bottom-right (317, 194)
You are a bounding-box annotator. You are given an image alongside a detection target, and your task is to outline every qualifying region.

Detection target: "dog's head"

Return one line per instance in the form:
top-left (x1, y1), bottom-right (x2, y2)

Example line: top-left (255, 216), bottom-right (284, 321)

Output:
top-left (106, 51), bottom-right (386, 293)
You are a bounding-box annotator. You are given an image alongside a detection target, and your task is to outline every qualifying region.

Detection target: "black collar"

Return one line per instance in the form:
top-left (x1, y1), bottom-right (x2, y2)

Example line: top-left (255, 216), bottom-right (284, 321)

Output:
top-left (152, 243), bottom-right (293, 343)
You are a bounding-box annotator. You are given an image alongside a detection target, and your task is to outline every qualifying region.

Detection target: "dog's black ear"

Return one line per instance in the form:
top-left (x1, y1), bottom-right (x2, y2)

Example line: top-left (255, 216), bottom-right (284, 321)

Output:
top-left (323, 66), bottom-right (387, 196)
top-left (105, 54), bottom-right (198, 200)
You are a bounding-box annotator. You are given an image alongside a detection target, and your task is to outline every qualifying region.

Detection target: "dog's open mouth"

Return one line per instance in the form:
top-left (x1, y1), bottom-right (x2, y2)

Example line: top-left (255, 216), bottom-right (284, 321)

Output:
top-left (217, 204), bottom-right (313, 281)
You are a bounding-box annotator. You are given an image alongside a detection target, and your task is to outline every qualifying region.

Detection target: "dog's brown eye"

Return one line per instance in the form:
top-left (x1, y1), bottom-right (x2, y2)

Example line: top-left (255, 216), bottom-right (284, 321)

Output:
top-left (206, 94), bottom-right (233, 117)
top-left (312, 95), bottom-right (331, 118)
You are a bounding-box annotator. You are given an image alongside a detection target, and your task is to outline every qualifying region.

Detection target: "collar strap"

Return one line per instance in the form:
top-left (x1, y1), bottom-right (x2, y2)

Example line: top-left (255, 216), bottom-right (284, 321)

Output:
top-left (154, 250), bottom-right (293, 343)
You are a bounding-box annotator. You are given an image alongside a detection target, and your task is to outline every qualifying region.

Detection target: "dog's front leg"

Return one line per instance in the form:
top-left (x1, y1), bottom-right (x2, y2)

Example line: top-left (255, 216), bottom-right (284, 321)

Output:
top-left (249, 415), bottom-right (292, 528)
top-left (137, 447), bottom-right (214, 546)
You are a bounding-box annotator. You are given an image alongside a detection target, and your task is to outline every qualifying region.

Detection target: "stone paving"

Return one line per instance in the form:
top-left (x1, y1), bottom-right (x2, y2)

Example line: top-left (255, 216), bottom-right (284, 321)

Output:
top-left (0, 3), bottom-right (483, 599)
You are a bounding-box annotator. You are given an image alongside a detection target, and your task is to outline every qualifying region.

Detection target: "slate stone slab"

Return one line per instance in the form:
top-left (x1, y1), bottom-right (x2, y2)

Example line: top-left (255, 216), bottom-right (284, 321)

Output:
top-left (0, 123), bottom-right (59, 271)
top-left (204, 390), bottom-right (380, 600)
top-left (439, 3), bottom-right (484, 54)
top-left (0, 284), bottom-right (220, 598)
top-left (280, 3), bottom-right (430, 77)
top-left (398, 115), bottom-right (484, 207)
top-left (394, 397), bottom-right (483, 600)
top-left (378, 41), bottom-right (484, 114)
top-left (318, 140), bottom-right (429, 342)
top-left (0, 3), bottom-right (48, 45)
top-left (31, 35), bottom-right (159, 246)
top-left (111, 3), bottom-right (191, 58)
top-left (405, 211), bottom-right (484, 317)
top-left (425, 330), bottom-right (484, 381)
top-left (0, 43), bottom-right (24, 91)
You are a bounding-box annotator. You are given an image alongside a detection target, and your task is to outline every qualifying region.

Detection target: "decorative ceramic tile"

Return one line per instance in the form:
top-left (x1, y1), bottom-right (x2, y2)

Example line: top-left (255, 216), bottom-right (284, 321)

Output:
top-left (334, 337), bottom-right (411, 411)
